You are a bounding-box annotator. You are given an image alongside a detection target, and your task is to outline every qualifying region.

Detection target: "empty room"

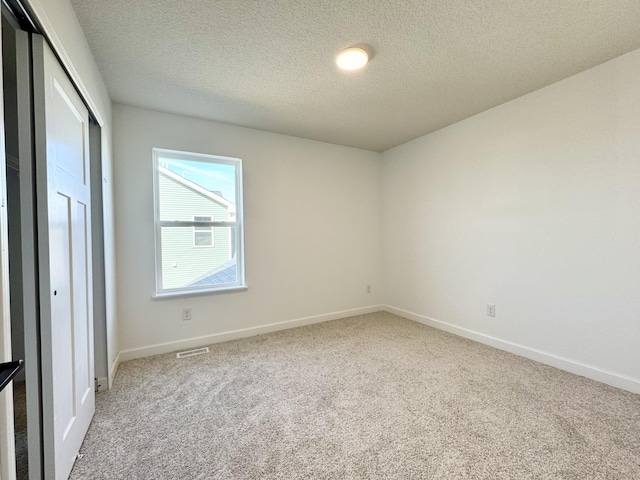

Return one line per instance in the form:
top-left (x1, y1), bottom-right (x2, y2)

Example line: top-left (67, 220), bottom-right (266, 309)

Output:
top-left (0, 1), bottom-right (639, 479)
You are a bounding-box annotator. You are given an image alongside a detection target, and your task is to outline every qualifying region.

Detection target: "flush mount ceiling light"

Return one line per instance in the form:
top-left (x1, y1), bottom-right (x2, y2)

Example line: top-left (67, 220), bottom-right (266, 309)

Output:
top-left (336, 47), bottom-right (369, 71)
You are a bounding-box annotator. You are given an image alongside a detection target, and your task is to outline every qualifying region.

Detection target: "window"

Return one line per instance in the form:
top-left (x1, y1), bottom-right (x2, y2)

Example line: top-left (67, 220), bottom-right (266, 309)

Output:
top-left (193, 216), bottom-right (213, 247)
top-left (153, 148), bottom-right (245, 296)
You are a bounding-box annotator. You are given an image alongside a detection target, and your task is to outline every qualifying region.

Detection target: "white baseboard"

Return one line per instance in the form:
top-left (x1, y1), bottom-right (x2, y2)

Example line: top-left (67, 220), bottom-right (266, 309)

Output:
top-left (384, 305), bottom-right (640, 395)
top-left (117, 305), bottom-right (385, 363)
top-left (108, 351), bottom-right (121, 389)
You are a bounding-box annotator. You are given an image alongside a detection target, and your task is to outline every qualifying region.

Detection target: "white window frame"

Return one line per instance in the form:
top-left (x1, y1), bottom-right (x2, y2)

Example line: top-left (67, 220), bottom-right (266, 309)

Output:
top-left (193, 215), bottom-right (214, 247)
top-left (152, 148), bottom-right (246, 297)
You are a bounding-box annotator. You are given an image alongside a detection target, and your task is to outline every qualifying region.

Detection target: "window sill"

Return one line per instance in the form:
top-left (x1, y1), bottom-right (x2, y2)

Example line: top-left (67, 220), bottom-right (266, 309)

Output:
top-left (152, 285), bottom-right (248, 300)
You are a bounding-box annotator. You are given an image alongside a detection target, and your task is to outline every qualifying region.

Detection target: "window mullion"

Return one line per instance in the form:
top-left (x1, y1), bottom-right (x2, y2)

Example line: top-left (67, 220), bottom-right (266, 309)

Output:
top-left (158, 220), bottom-right (238, 228)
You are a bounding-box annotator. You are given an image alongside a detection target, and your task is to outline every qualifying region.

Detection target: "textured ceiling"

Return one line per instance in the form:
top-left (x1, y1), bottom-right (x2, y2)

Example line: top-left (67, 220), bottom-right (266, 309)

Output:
top-left (70, 0), bottom-right (640, 152)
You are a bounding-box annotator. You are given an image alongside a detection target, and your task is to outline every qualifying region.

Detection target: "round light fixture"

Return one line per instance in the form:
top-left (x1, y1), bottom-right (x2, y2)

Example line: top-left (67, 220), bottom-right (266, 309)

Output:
top-left (336, 47), bottom-right (369, 71)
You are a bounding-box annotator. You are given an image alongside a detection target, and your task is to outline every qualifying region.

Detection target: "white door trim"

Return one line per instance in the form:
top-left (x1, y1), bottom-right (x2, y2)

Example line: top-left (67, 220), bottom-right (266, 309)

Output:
top-left (22, 0), bottom-right (104, 126)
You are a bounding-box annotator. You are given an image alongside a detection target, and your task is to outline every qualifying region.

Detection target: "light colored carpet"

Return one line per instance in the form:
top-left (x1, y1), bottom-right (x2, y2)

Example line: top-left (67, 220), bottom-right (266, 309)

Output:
top-left (70, 312), bottom-right (640, 479)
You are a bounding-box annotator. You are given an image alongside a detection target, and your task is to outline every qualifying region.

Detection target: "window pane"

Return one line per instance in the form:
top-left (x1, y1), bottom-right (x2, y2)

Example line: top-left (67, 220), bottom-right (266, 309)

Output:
top-left (157, 158), bottom-right (236, 222)
top-left (194, 231), bottom-right (212, 246)
top-left (160, 226), bottom-right (237, 290)
top-left (154, 148), bottom-right (244, 295)
top-left (193, 216), bottom-right (213, 246)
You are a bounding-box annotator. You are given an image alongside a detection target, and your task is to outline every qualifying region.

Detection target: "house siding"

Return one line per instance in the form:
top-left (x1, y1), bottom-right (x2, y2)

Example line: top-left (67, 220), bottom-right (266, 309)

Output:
top-left (159, 173), bottom-right (232, 289)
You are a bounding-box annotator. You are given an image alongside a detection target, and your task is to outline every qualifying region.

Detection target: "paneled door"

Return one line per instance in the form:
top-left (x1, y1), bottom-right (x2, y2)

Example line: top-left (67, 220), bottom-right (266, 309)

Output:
top-left (34, 38), bottom-right (95, 480)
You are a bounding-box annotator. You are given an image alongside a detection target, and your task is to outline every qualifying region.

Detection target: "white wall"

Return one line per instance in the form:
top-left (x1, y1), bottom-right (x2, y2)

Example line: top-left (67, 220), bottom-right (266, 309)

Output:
top-left (114, 105), bottom-right (382, 356)
top-left (27, 0), bottom-right (118, 382)
top-left (382, 49), bottom-right (640, 391)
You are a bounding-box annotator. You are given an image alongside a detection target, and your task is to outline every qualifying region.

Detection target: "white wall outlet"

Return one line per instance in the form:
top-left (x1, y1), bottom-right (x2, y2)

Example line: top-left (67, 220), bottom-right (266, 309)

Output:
top-left (487, 304), bottom-right (496, 317)
top-left (366, 284), bottom-right (372, 294)
top-left (182, 308), bottom-right (192, 321)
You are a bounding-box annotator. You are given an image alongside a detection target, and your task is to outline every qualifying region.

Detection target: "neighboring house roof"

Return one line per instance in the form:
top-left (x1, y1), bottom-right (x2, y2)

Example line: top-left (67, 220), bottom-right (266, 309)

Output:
top-left (189, 258), bottom-right (237, 286)
top-left (158, 166), bottom-right (236, 214)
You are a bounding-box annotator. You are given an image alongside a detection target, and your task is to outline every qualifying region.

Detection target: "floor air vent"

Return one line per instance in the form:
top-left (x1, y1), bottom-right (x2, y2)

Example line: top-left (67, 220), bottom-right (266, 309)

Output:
top-left (176, 347), bottom-right (209, 359)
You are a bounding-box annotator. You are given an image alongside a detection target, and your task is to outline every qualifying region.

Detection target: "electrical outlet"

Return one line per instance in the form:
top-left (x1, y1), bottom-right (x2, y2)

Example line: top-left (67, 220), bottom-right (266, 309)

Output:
top-left (487, 304), bottom-right (496, 317)
top-left (182, 308), bottom-right (192, 321)
top-left (366, 284), bottom-right (372, 294)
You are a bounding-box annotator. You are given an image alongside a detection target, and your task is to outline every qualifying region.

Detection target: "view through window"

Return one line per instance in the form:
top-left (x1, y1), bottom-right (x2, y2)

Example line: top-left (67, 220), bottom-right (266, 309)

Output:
top-left (153, 149), bottom-right (245, 295)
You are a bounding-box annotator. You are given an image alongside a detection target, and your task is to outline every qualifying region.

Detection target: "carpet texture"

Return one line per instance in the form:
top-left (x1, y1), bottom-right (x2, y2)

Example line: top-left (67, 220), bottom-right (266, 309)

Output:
top-left (70, 312), bottom-right (640, 479)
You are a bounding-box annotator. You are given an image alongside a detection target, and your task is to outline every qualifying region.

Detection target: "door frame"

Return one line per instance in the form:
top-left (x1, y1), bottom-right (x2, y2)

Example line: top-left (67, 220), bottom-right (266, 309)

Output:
top-left (4, 18), bottom-right (45, 480)
top-left (0, 13), bottom-right (17, 480)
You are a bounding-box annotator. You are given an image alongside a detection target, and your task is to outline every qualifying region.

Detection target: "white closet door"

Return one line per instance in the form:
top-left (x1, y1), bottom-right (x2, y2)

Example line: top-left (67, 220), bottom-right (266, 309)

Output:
top-left (35, 39), bottom-right (95, 480)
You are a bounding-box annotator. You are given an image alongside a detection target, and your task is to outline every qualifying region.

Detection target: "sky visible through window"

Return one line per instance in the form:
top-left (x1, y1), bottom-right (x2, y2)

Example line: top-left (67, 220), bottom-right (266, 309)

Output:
top-left (159, 157), bottom-right (236, 201)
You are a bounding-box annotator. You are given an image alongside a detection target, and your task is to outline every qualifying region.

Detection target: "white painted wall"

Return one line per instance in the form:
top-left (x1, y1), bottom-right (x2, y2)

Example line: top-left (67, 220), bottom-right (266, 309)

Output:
top-left (26, 0), bottom-right (118, 382)
top-left (382, 49), bottom-right (640, 389)
top-left (113, 105), bottom-right (382, 355)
